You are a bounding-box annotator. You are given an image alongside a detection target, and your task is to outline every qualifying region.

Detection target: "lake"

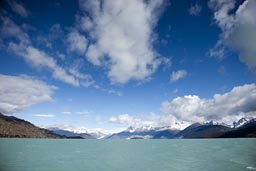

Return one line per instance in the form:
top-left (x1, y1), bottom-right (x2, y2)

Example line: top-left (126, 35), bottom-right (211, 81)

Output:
top-left (0, 138), bottom-right (255, 171)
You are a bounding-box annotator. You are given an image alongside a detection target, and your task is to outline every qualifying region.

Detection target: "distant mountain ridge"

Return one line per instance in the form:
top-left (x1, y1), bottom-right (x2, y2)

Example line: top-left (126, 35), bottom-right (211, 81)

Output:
top-left (106, 126), bottom-right (160, 139)
top-left (48, 128), bottom-right (95, 139)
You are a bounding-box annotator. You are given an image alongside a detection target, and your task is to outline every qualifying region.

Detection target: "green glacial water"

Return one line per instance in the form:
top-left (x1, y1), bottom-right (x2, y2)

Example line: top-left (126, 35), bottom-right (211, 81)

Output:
top-left (0, 138), bottom-right (255, 171)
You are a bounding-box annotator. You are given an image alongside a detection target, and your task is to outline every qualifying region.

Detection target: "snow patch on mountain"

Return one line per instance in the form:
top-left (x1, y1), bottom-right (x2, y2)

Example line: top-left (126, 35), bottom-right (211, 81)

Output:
top-left (233, 116), bottom-right (256, 128)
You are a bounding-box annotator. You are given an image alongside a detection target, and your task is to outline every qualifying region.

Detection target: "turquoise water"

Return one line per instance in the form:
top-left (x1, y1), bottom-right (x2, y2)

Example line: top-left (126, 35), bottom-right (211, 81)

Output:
top-left (0, 138), bottom-right (255, 171)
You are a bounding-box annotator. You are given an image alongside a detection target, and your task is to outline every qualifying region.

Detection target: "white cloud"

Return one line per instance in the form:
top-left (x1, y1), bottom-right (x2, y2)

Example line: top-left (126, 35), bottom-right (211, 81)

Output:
top-left (7, 0), bottom-right (29, 17)
top-left (170, 70), bottom-right (187, 82)
top-left (76, 111), bottom-right (90, 115)
top-left (109, 113), bottom-right (158, 128)
top-left (66, 29), bottom-right (87, 55)
top-left (0, 74), bottom-right (56, 114)
top-left (109, 114), bottom-right (144, 127)
top-left (76, 15), bottom-right (94, 32)
top-left (69, 68), bottom-right (95, 87)
top-left (62, 111), bottom-right (72, 115)
top-left (109, 114), bottom-right (138, 125)
top-left (8, 44), bottom-right (80, 86)
top-left (107, 84), bottom-right (256, 130)
top-left (106, 89), bottom-right (123, 97)
top-left (161, 95), bottom-right (205, 123)
top-left (32, 114), bottom-right (55, 118)
top-left (96, 87), bottom-right (123, 96)
top-left (0, 16), bottom-right (95, 87)
top-left (0, 16), bottom-right (30, 45)
top-left (78, 0), bottom-right (167, 84)
top-left (86, 45), bottom-right (103, 65)
top-left (209, 0), bottom-right (256, 68)
top-left (189, 4), bottom-right (202, 16)
top-left (159, 57), bottom-right (172, 71)
top-left (161, 83), bottom-right (256, 124)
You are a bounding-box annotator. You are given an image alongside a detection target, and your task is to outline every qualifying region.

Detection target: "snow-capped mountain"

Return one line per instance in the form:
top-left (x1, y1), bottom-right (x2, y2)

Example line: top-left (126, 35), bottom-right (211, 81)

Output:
top-left (46, 116), bottom-right (256, 139)
top-left (49, 128), bottom-right (95, 139)
top-left (233, 116), bottom-right (256, 128)
top-left (107, 126), bottom-right (179, 139)
top-left (71, 127), bottom-right (110, 139)
top-left (204, 120), bottom-right (231, 127)
top-left (47, 126), bottom-right (119, 139)
top-left (107, 116), bottom-right (256, 139)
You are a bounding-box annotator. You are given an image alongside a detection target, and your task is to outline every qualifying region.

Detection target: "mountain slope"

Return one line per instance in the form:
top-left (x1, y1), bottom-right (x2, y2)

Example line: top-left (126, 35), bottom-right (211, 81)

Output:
top-left (219, 120), bottom-right (256, 138)
top-left (233, 117), bottom-right (256, 128)
top-left (107, 126), bottom-right (159, 139)
top-left (175, 123), bottom-right (202, 138)
top-left (107, 126), bottom-right (179, 139)
top-left (175, 123), bottom-right (232, 138)
top-left (0, 113), bottom-right (64, 138)
top-left (152, 129), bottom-right (178, 139)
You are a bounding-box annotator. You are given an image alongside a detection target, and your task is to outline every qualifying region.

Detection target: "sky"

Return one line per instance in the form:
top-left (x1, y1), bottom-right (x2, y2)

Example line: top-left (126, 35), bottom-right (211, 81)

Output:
top-left (0, 0), bottom-right (256, 133)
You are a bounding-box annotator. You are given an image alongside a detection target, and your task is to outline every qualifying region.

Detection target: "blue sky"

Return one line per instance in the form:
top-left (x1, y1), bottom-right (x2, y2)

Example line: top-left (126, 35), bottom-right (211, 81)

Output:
top-left (0, 0), bottom-right (255, 133)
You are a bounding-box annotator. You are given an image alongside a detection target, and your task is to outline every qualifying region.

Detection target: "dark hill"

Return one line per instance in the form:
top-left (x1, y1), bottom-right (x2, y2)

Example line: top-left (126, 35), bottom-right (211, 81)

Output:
top-left (0, 113), bottom-right (64, 138)
top-left (175, 123), bottom-right (202, 138)
top-left (175, 124), bottom-right (232, 138)
top-left (153, 130), bottom-right (178, 139)
top-left (218, 120), bottom-right (256, 138)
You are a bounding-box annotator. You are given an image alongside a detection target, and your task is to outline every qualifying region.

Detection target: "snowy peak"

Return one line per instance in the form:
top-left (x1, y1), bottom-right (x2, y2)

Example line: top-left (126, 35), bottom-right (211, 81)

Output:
top-left (203, 120), bottom-right (231, 127)
top-left (233, 116), bottom-right (256, 128)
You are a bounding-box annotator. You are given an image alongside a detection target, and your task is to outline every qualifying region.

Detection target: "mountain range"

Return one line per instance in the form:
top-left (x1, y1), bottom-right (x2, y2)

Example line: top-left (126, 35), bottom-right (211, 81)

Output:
top-left (48, 127), bottom-right (95, 139)
top-left (106, 126), bottom-right (180, 139)
top-left (0, 113), bottom-right (255, 139)
top-left (105, 117), bottom-right (256, 139)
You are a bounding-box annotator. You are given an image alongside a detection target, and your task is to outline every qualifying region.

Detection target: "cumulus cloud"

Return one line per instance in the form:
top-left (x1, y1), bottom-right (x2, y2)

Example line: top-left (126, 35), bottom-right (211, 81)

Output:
top-left (66, 29), bottom-right (87, 55)
top-left (78, 0), bottom-right (167, 84)
top-left (76, 15), bottom-right (94, 32)
top-left (109, 114), bottom-right (153, 127)
top-left (209, 0), bottom-right (256, 68)
top-left (109, 114), bottom-right (140, 126)
top-left (189, 4), bottom-right (202, 16)
top-left (108, 84), bottom-right (256, 129)
top-left (7, 0), bottom-right (29, 17)
top-left (0, 74), bottom-right (56, 114)
top-left (161, 84), bottom-right (256, 124)
top-left (109, 113), bottom-right (190, 130)
top-left (170, 70), bottom-right (187, 82)
top-left (32, 114), bottom-right (55, 118)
